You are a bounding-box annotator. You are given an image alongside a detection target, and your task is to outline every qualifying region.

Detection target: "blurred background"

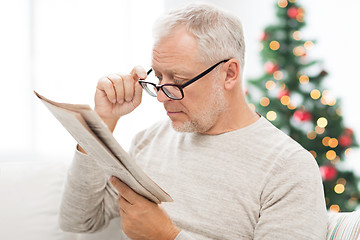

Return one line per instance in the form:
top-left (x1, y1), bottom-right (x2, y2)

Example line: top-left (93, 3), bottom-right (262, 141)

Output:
top-left (1, 0), bottom-right (359, 168)
top-left (2, 1), bottom-right (360, 238)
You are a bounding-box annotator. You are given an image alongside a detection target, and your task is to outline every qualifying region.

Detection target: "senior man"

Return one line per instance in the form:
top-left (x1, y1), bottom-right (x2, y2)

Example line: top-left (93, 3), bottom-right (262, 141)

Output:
top-left (60, 3), bottom-right (327, 240)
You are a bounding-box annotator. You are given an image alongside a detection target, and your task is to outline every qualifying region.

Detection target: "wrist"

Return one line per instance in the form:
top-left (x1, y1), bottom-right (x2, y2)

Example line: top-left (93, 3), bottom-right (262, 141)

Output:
top-left (164, 226), bottom-right (181, 240)
top-left (101, 117), bottom-right (119, 133)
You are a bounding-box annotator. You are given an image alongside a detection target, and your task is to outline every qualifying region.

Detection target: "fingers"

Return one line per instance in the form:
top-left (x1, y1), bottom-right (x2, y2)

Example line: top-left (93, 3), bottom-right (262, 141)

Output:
top-left (97, 77), bottom-right (117, 103)
top-left (107, 74), bottom-right (124, 104)
top-left (97, 66), bottom-right (146, 104)
top-left (118, 195), bottom-right (132, 214)
top-left (110, 176), bottom-right (141, 205)
top-left (122, 74), bottom-right (135, 102)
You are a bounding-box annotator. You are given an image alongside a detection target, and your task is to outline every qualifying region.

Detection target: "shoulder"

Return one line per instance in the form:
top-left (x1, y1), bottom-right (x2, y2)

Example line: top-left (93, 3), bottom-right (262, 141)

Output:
top-left (242, 117), bottom-right (320, 177)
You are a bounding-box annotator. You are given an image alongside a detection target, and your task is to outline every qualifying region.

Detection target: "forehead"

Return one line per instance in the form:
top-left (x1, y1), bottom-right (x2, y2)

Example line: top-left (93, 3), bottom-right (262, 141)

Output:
top-left (152, 27), bottom-right (201, 74)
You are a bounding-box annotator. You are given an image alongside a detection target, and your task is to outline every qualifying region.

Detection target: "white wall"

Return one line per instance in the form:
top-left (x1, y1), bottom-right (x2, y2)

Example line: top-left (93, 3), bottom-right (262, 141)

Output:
top-left (1, 0), bottom-right (359, 169)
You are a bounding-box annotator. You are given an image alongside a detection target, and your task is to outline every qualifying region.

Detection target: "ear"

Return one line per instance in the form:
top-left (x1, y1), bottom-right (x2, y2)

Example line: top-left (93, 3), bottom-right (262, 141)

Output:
top-left (223, 59), bottom-right (240, 90)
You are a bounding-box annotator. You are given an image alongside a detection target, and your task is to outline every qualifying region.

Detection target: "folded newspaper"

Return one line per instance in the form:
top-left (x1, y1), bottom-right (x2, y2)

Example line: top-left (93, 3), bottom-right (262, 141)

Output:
top-left (34, 91), bottom-right (173, 204)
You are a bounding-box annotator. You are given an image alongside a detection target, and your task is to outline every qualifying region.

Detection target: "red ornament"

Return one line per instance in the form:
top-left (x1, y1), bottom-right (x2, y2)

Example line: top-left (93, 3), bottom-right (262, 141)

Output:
top-left (320, 70), bottom-right (328, 77)
top-left (278, 89), bottom-right (290, 99)
top-left (287, 7), bottom-right (298, 19)
top-left (320, 165), bottom-right (337, 181)
top-left (345, 128), bottom-right (354, 136)
top-left (293, 110), bottom-right (312, 122)
top-left (265, 62), bottom-right (279, 74)
top-left (260, 32), bottom-right (269, 41)
top-left (339, 135), bottom-right (353, 148)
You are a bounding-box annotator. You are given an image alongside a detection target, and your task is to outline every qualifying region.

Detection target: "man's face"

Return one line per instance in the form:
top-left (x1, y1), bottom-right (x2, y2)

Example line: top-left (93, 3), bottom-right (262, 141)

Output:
top-left (151, 27), bottom-right (227, 134)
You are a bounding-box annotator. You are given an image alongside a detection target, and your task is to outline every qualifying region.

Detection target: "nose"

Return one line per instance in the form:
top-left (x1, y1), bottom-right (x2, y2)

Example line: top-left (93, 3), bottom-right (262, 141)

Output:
top-left (156, 88), bottom-right (170, 103)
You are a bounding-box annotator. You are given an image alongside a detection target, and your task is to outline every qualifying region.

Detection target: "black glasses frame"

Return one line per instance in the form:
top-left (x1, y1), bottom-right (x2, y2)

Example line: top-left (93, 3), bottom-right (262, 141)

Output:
top-left (138, 59), bottom-right (230, 100)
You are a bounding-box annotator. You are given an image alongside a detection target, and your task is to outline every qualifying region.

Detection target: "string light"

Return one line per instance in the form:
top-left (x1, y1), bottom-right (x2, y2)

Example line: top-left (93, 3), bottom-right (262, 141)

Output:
top-left (310, 89), bottom-right (321, 99)
top-left (326, 150), bottom-right (337, 160)
top-left (328, 98), bottom-right (337, 106)
top-left (293, 46), bottom-right (305, 56)
top-left (273, 71), bottom-right (283, 80)
top-left (266, 80), bottom-right (276, 90)
top-left (328, 138), bottom-right (338, 148)
top-left (309, 150), bottom-right (317, 158)
top-left (334, 184), bottom-right (345, 194)
top-left (248, 103), bottom-right (256, 111)
top-left (270, 41), bottom-right (280, 50)
top-left (336, 107), bottom-right (342, 116)
top-left (329, 205), bottom-right (340, 212)
top-left (317, 117), bottom-right (328, 128)
top-left (278, 0), bottom-right (288, 8)
top-left (322, 136), bottom-right (330, 146)
top-left (337, 178), bottom-right (346, 185)
top-left (293, 31), bottom-right (301, 40)
top-left (280, 95), bottom-right (291, 105)
top-left (299, 75), bottom-right (309, 84)
top-left (345, 148), bottom-right (353, 156)
top-left (296, 8), bottom-right (305, 22)
top-left (304, 41), bottom-right (314, 49)
top-left (307, 131), bottom-right (316, 140)
top-left (321, 90), bottom-right (337, 106)
top-left (280, 83), bottom-right (286, 90)
top-left (348, 198), bottom-right (358, 208)
top-left (266, 111), bottom-right (277, 121)
top-left (315, 126), bottom-right (325, 134)
top-left (260, 97), bottom-right (270, 107)
top-left (287, 103), bottom-right (297, 110)
top-left (332, 156), bottom-right (340, 164)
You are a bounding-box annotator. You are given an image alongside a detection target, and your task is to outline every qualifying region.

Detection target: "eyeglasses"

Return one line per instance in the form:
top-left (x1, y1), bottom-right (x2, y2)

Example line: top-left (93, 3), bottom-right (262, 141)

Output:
top-left (138, 59), bottom-right (230, 100)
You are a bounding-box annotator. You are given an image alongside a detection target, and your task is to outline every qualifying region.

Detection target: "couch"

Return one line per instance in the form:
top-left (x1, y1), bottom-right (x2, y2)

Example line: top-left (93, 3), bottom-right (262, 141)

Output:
top-left (0, 156), bottom-right (358, 240)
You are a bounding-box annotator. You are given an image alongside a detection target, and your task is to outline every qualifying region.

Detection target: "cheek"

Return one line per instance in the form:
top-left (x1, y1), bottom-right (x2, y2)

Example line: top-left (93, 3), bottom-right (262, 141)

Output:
top-left (181, 91), bottom-right (210, 114)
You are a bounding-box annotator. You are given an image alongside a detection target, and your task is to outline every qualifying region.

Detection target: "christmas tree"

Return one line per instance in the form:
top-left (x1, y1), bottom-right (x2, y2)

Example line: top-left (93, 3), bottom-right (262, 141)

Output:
top-left (246, 0), bottom-right (359, 212)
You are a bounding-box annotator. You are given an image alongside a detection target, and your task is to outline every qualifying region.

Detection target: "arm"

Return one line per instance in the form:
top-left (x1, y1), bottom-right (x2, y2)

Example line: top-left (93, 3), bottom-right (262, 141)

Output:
top-left (59, 149), bottom-right (119, 232)
top-left (59, 66), bottom-right (147, 232)
top-left (254, 151), bottom-right (328, 239)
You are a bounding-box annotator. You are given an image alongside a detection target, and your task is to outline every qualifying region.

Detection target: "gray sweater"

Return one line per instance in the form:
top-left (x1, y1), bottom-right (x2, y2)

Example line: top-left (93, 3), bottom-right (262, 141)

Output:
top-left (60, 116), bottom-right (327, 239)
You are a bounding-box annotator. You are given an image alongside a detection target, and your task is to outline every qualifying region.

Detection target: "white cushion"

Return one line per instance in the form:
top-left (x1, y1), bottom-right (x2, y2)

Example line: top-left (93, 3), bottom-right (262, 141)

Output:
top-left (0, 156), bottom-right (122, 240)
top-left (327, 210), bottom-right (360, 240)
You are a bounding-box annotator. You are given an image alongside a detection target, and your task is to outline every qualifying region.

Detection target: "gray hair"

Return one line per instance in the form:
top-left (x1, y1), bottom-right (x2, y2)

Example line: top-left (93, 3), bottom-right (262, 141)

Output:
top-left (153, 3), bottom-right (245, 69)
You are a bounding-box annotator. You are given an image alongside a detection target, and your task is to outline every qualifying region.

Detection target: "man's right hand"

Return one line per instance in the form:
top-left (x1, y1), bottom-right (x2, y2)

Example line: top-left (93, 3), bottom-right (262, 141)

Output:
top-left (94, 66), bottom-right (147, 132)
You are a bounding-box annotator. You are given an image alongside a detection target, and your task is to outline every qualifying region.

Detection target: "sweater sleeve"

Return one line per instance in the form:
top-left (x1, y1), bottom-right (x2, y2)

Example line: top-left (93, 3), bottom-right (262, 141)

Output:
top-left (59, 149), bottom-right (120, 233)
top-left (253, 150), bottom-right (328, 240)
top-left (174, 231), bottom-right (196, 240)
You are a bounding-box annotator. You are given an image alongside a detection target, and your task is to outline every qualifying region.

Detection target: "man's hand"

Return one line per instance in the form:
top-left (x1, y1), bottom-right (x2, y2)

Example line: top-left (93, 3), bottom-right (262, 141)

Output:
top-left (109, 176), bottom-right (180, 240)
top-left (94, 66), bottom-right (146, 132)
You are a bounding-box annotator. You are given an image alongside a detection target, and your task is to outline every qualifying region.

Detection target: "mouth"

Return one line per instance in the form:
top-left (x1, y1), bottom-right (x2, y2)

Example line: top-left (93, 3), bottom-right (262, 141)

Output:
top-left (166, 111), bottom-right (183, 117)
top-left (164, 103), bottom-right (186, 119)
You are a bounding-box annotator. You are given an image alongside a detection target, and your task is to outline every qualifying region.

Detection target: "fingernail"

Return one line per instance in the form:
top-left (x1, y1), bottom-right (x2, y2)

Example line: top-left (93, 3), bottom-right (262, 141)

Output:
top-left (139, 73), bottom-right (146, 79)
top-left (118, 99), bottom-right (124, 104)
top-left (111, 99), bottom-right (116, 103)
top-left (125, 97), bottom-right (132, 102)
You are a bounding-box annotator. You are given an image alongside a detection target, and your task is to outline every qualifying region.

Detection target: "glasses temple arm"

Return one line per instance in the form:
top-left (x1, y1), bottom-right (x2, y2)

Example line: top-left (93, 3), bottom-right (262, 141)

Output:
top-left (181, 59), bottom-right (230, 88)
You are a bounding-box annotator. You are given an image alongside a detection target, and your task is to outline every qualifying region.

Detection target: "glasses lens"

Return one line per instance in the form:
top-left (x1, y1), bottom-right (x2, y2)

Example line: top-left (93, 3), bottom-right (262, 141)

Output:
top-left (162, 85), bottom-right (183, 100)
top-left (140, 82), bottom-right (157, 97)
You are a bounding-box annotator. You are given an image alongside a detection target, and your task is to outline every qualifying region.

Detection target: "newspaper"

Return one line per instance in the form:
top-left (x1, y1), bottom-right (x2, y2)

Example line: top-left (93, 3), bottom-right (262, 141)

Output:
top-left (34, 91), bottom-right (173, 204)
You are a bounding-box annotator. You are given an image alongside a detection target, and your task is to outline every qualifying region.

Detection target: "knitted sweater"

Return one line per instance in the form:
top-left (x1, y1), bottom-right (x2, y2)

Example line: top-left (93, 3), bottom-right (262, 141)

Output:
top-left (59, 116), bottom-right (327, 239)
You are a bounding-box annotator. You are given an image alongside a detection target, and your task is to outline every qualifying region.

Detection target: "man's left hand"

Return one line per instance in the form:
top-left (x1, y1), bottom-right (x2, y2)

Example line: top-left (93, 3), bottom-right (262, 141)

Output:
top-left (110, 176), bottom-right (180, 240)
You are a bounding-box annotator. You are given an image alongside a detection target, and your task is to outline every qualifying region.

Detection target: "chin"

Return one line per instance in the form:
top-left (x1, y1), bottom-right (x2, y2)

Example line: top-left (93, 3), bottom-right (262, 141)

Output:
top-left (170, 120), bottom-right (209, 133)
